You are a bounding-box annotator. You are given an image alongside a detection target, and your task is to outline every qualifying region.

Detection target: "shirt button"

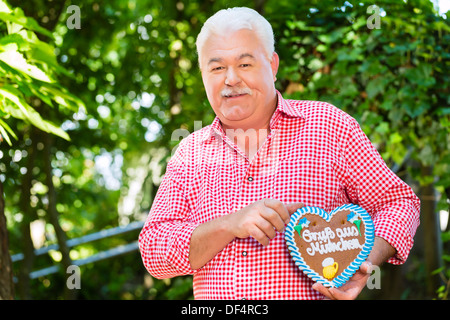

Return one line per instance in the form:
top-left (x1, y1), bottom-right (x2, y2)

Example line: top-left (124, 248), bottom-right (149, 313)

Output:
top-left (242, 251), bottom-right (247, 256)
top-left (247, 176), bottom-right (253, 182)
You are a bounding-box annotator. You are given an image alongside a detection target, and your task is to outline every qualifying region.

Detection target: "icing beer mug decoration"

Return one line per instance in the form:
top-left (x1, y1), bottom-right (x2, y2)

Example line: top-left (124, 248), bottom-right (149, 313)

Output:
top-left (322, 257), bottom-right (338, 280)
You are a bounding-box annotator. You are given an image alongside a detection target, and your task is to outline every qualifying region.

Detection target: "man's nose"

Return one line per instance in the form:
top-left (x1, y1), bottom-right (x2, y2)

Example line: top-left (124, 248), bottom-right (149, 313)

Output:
top-left (225, 68), bottom-right (241, 86)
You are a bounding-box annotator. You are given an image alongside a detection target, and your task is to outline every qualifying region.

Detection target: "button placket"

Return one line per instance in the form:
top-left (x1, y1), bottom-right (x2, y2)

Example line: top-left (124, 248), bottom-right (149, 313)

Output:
top-left (235, 238), bottom-right (251, 300)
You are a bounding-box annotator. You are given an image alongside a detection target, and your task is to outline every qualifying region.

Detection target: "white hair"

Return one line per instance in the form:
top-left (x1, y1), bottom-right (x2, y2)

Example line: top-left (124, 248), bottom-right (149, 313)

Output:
top-left (196, 7), bottom-right (275, 67)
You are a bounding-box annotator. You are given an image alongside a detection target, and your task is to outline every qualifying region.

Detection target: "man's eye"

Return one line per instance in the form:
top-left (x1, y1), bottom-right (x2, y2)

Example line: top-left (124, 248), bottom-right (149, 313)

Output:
top-left (211, 66), bottom-right (224, 71)
top-left (240, 64), bottom-right (251, 68)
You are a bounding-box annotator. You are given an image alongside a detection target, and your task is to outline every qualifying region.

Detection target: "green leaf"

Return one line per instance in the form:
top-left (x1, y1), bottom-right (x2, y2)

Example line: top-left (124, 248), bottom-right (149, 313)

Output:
top-left (404, 64), bottom-right (436, 87)
top-left (336, 47), bottom-right (363, 62)
top-left (0, 86), bottom-right (70, 141)
top-left (366, 76), bottom-right (393, 99)
top-left (366, 78), bottom-right (383, 99)
top-left (0, 118), bottom-right (17, 145)
top-left (307, 58), bottom-right (324, 71)
top-left (375, 121), bottom-right (390, 135)
top-left (0, 86), bottom-right (32, 118)
top-left (389, 132), bottom-right (403, 144)
top-left (441, 230), bottom-right (450, 243)
top-left (431, 267), bottom-right (444, 275)
top-left (0, 0), bottom-right (11, 13)
top-left (0, 33), bottom-right (29, 50)
top-left (40, 85), bottom-right (85, 111)
top-left (0, 7), bottom-right (53, 39)
top-left (0, 49), bottom-right (52, 82)
top-left (28, 41), bottom-right (73, 78)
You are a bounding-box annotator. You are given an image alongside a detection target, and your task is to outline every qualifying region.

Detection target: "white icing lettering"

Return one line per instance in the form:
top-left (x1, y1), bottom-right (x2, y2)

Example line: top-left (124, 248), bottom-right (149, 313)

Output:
top-left (301, 225), bottom-right (363, 256)
top-left (302, 227), bottom-right (335, 243)
top-left (336, 226), bottom-right (359, 238)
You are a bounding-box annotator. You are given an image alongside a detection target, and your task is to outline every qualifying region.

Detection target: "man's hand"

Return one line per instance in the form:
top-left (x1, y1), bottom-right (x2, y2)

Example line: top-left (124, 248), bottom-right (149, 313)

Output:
top-left (312, 261), bottom-right (373, 300)
top-left (189, 199), bottom-right (302, 269)
top-left (312, 237), bottom-right (395, 300)
top-left (228, 199), bottom-right (303, 246)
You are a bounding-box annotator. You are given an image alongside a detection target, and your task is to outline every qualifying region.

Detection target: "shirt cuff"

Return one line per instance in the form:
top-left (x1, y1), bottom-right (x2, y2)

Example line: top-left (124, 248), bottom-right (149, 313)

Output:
top-left (164, 222), bottom-right (200, 274)
top-left (373, 214), bottom-right (415, 265)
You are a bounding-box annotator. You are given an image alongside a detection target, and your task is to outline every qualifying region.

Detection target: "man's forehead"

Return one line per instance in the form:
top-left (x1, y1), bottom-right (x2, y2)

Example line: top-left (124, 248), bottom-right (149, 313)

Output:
top-left (200, 29), bottom-right (264, 61)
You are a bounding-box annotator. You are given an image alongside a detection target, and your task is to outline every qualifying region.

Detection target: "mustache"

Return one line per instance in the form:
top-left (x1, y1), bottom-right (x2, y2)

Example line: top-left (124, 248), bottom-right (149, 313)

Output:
top-left (220, 87), bottom-right (253, 97)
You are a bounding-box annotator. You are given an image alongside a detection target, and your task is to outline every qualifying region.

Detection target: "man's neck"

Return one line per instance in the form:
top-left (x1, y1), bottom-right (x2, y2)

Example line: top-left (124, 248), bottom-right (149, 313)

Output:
top-left (225, 126), bottom-right (270, 161)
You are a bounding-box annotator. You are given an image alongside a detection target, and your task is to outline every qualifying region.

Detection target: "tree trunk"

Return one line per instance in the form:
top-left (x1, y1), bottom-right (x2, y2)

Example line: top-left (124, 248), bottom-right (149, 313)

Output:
top-left (254, 0), bottom-right (267, 15)
top-left (0, 179), bottom-right (14, 299)
top-left (43, 133), bottom-right (77, 299)
top-left (17, 130), bottom-right (38, 299)
top-left (420, 165), bottom-right (443, 298)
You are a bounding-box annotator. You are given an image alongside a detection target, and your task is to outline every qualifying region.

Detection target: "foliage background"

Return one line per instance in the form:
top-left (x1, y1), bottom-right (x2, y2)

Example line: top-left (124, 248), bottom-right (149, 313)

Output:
top-left (0, 0), bottom-right (448, 300)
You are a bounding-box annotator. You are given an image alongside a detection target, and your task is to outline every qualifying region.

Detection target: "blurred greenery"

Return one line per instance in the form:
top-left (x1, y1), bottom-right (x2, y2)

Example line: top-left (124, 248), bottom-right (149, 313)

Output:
top-left (0, 0), bottom-right (448, 300)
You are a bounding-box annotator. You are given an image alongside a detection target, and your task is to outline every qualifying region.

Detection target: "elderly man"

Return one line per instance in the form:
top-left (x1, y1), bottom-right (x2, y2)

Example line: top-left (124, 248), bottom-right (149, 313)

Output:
top-left (139, 7), bottom-right (420, 300)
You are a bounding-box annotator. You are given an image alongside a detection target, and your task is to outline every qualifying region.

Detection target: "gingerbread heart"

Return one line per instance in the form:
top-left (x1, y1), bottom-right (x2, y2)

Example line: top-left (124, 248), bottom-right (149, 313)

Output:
top-left (285, 204), bottom-right (375, 288)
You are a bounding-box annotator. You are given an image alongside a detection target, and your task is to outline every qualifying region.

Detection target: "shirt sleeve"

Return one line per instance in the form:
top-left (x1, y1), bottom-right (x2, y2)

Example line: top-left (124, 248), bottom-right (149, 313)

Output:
top-left (342, 117), bottom-right (420, 265)
top-left (138, 141), bottom-right (199, 279)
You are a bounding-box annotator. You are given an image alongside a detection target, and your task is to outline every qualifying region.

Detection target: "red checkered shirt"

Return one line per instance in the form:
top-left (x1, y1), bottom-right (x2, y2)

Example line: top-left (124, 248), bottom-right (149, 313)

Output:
top-left (139, 91), bottom-right (420, 299)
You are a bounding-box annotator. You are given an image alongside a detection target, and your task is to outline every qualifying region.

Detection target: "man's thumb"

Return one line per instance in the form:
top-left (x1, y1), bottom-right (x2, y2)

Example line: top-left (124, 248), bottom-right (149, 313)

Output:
top-left (286, 202), bottom-right (304, 215)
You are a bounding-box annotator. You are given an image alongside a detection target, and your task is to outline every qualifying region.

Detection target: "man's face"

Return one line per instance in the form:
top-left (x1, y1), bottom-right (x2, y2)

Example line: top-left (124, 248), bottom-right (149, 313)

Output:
top-left (200, 29), bottom-right (279, 130)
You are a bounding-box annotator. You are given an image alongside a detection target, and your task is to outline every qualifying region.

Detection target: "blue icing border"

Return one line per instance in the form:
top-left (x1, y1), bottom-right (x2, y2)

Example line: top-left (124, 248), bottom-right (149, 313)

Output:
top-left (285, 204), bottom-right (375, 288)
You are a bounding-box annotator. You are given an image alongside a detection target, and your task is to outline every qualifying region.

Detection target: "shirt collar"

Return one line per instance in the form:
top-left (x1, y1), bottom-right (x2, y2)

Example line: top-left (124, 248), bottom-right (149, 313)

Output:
top-left (201, 90), bottom-right (304, 143)
top-left (201, 116), bottom-right (223, 143)
top-left (274, 90), bottom-right (305, 119)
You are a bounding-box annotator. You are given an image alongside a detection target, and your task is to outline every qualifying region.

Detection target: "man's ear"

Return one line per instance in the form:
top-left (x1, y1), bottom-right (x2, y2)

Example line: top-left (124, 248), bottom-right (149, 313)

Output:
top-left (271, 52), bottom-right (280, 82)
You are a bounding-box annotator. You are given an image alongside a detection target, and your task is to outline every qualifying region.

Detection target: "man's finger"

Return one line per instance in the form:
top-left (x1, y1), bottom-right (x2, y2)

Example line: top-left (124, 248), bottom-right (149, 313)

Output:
top-left (261, 199), bottom-right (303, 225)
top-left (263, 199), bottom-right (290, 223)
top-left (248, 225), bottom-right (270, 246)
top-left (360, 260), bottom-right (373, 274)
top-left (255, 214), bottom-right (278, 239)
top-left (286, 202), bottom-right (304, 215)
top-left (260, 207), bottom-right (286, 232)
top-left (286, 202), bottom-right (304, 224)
top-left (312, 283), bottom-right (334, 300)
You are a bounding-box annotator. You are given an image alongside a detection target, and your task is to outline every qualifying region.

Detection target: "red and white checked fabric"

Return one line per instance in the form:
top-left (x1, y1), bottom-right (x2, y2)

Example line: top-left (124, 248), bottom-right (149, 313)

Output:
top-left (139, 91), bottom-right (420, 299)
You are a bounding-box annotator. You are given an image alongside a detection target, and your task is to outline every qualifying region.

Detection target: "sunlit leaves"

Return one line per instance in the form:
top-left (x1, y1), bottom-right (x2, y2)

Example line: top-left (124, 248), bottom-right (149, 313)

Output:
top-left (0, 0), bottom-right (84, 144)
top-left (0, 6), bottom-right (52, 38)
top-left (0, 46), bottom-right (51, 82)
top-left (0, 86), bottom-right (70, 141)
top-left (276, 0), bottom-right (449, 176)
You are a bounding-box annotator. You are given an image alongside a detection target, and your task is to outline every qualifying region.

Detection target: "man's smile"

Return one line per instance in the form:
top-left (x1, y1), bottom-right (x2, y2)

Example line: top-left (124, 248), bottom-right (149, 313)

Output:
top-left (223, 93), bottom-right (248, 99)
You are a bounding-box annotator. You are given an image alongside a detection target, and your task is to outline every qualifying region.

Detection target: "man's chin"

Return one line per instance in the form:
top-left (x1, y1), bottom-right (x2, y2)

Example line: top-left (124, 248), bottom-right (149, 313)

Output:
top-left (220, 107), bottom-right (250, 123)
